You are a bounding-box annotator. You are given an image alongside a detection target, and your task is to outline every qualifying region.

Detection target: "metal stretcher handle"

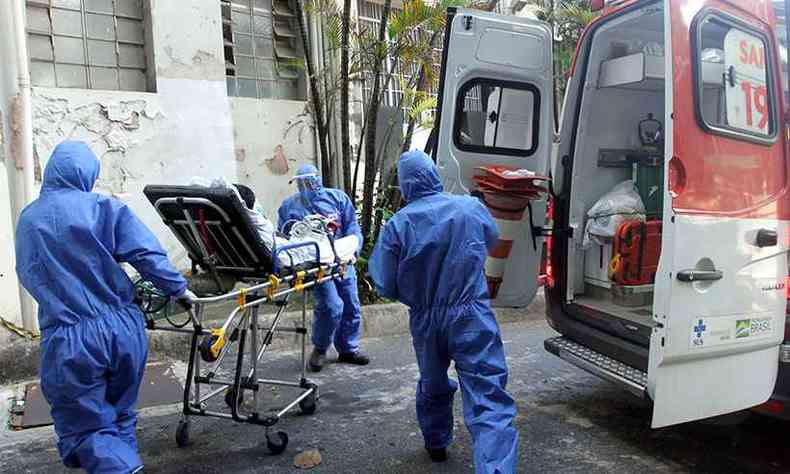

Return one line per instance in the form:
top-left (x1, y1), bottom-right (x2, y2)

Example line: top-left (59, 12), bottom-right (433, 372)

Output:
top-left (273, 241), bottom-right (321, 274)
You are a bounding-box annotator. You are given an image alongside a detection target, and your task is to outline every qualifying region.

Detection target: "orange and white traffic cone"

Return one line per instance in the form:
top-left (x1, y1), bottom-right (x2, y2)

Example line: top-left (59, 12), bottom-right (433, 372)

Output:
top-left (480, 193), bottom-right (531, 299)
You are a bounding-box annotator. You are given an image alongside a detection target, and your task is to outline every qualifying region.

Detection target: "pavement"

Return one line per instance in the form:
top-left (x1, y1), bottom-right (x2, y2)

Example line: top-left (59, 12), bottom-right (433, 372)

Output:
top-left (2, 315), bottom-right (790, 473)
top-left (0, 296), bottom-right (540, 384)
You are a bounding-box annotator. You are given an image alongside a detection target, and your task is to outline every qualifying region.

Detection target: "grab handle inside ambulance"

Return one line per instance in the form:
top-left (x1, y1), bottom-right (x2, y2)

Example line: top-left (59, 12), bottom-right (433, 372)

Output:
top-left (676, 269), bottom-right (724, 282)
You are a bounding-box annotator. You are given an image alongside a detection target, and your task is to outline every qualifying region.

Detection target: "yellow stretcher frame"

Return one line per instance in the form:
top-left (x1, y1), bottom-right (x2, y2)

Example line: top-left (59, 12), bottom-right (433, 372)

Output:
top-left (145, 260), bottom-right (346, 454)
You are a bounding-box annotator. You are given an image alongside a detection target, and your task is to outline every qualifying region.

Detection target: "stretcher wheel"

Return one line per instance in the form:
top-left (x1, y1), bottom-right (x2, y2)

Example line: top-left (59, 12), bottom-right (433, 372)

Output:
top-left (266, 431), bottom-right (288, 455)
top-left (175, 420), bottom-right (190, 448)
top-left (299, 384), bottom-right (318, 415)
top-left (225, 387), bottom-right (243, 409)
top-left (199, 335), bottom-right (221, 362)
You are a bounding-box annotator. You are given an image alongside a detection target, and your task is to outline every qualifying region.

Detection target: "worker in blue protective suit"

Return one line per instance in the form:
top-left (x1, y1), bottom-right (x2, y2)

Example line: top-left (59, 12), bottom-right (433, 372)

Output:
top-left (278, 164), bottom-right (369, 372)
top-left (369, 150), bottom-right (518, 473)
top-left (15, 141), bottom-right (193, 474)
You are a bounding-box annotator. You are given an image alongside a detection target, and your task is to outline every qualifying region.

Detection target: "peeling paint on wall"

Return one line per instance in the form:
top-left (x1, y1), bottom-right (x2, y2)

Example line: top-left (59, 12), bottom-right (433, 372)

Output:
top-left (235, 148), bottom-right (246, 162)
top-left (284, 110), bottom-right (315, 146)
top-left (230, 98), bottom-right (316, 218)
top-left (10, 95), bottom-right (24, 171)
top-left (32, 92), bottom-right (163, 195)
top-left (156, 39), bottom-right (223, 81)
top-left (266, 145), bottom-right (289, 175)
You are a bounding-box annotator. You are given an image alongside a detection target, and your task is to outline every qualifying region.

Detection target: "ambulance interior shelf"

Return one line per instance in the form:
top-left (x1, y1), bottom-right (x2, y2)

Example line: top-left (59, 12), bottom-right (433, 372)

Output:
top-left (597, 148), bottom-right (663, 218)
top-left (598, 51), bottom-right (725, 91)
top-left (580, 176), bottom-right (663, 325)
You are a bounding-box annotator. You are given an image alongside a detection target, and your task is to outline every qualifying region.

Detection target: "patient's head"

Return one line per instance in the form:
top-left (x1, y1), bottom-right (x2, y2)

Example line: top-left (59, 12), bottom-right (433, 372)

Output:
top-left (233, 184), bottom-right (256, 209)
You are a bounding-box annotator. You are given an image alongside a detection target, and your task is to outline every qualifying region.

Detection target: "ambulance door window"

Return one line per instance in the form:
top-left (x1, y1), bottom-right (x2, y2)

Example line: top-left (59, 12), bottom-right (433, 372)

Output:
top-left (694, 13), bottom-right (777, 141)
top-left (454, 79), bottom-right (541, 157)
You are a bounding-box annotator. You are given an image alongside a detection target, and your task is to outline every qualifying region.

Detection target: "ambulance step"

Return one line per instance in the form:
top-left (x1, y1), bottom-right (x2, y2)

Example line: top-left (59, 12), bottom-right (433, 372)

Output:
top-left (544, 336), bottom-right (647, 398)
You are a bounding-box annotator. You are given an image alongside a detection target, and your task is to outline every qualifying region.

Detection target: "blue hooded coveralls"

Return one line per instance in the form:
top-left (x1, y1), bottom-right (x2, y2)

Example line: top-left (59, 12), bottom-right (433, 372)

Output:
top-left (277, 164), bottom-right (364, 355)
top-left (15, 141), bottom-right (187, 473)
top-left (369, 151), bottom-right (518, 473)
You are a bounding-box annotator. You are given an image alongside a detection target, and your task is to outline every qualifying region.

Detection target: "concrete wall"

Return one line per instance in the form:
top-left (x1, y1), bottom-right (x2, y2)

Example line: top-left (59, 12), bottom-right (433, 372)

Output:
top-left (0, 0), bottom-right (314, 328)
top-left (231, 98), bottom-right (316, 221)
top-left (27, 0), bottom-right (237, 266)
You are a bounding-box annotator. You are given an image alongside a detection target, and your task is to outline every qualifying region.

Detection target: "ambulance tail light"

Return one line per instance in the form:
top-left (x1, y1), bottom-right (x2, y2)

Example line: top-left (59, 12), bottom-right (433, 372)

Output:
top-left (785, 275), bottom-right (790, 340)
top-left (542, 199), bottom-right (555, 288)
top-left (755, 399), bottom-right (785, 415)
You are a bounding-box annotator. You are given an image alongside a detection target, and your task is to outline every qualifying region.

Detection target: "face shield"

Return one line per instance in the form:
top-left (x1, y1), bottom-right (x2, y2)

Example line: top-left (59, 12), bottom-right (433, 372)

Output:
top-left (290, 172), bottom-right (321, 199)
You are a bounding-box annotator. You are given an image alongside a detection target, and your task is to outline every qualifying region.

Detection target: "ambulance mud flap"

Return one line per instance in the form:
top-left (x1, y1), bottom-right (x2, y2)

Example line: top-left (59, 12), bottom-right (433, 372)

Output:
top-left (545, 337), bottom-right (647, 398)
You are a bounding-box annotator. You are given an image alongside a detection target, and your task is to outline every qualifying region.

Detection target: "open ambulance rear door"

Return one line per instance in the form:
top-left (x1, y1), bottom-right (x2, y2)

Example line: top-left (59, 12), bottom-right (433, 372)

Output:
top-left (649, 0), bottom-right (789, 427)
top-left (430, 8), bottom-right (554, 308)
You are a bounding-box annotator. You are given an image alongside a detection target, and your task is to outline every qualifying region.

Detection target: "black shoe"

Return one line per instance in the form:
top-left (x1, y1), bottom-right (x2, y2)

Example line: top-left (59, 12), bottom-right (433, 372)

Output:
top-left (426, 447), bottom-right (448, 463)
top-left (337, 351), bottom-right (370, 366)
top-left (308, 348), bottom-right (326, 372)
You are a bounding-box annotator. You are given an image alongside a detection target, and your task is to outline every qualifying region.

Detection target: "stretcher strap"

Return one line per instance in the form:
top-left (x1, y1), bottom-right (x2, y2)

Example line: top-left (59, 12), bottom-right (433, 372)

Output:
top-left (293, 271), bottom-right (306, 292)
top-left (268, 275), bottom-right (281, 299)
top-left (637, 222), bottom-right (646, 281)
top-left (238, 288), bottom-right (248, 307)
top-left (209, 327), bottom-right (226, 359)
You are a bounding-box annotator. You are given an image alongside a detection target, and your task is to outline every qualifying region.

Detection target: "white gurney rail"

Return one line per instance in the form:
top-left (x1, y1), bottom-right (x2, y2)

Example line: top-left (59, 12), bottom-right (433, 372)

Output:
top-left (136, 184), bottom-right (351, 455)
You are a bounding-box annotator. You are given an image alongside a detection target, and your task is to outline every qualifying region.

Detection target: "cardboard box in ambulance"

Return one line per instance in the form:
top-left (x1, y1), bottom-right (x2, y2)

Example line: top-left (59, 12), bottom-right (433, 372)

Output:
top-left (430, 0), bottom-right (790, 428)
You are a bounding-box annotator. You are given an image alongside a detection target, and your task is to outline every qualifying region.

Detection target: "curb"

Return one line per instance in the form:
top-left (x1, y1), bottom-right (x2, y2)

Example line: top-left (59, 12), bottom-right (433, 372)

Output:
top-left (0, 291), bottom-right (545, 384)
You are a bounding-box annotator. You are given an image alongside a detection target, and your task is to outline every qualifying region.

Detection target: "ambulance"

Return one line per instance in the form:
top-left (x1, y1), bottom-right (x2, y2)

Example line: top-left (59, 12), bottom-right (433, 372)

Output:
top-left (429, 0), bottom-right (790, 427)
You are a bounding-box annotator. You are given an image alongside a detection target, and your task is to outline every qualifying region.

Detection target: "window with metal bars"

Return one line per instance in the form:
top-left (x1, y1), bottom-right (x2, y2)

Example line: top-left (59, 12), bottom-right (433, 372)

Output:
top-left (222, 0), bottom-right (303, 100)
top-left (26, 0), bottom-right (149, 91)
top-left (357, 0), bottom-right (441, 119)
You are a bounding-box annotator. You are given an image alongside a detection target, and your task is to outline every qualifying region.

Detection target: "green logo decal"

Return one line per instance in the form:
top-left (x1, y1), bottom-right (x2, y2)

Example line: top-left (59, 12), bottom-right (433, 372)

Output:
top-left (736, 319), bottom-right (751, 339)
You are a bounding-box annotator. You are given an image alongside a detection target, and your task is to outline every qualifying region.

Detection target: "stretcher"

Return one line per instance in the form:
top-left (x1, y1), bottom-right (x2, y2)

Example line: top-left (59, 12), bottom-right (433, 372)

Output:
top-left (134, 185), bottom-right (350, 454)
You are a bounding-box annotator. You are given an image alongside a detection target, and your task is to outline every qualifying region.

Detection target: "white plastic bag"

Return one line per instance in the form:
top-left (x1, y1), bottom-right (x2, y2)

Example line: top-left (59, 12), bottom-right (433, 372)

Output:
top-left (583, 180), bottom-right (646, 248)
top-left (701, 48), bottom-right (724, 64)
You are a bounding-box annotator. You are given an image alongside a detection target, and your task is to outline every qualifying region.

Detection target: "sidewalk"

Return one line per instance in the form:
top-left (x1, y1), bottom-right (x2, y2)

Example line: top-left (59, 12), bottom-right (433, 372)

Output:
top-left (0, 291), bottom-right (546, 384)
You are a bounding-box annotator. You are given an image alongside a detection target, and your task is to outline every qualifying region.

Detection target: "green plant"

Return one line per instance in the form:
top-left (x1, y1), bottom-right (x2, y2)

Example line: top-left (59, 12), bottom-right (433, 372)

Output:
top-left (303, 0), bottom-right (480, 304)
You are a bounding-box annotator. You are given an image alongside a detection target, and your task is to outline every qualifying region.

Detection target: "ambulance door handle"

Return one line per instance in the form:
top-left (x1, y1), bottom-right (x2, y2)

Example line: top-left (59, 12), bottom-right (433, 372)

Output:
top-left (755, 228), bottom-right (778, 248)
top-left (677, 270), bottom-right (723, 282)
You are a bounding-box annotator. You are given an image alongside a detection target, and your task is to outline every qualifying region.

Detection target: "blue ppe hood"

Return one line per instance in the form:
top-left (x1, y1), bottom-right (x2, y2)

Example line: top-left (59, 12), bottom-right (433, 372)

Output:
top-left (42, 141), bottom-right (100, 193)
top-left (397, 150), bottom-right (443, 203)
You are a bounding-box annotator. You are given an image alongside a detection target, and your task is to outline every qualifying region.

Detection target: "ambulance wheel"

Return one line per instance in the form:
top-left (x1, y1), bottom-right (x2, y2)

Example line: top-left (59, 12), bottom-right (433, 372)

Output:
top-left (199, 335), bottom-right (220, 363)
top-left (299, 384), bottom-right (318, 415)
top-left (225, 387), bottom-right (243, 409)
top-left (266, 431), bottom-right (289, 455)
top-left (175, 420), bottom-right (190, 448)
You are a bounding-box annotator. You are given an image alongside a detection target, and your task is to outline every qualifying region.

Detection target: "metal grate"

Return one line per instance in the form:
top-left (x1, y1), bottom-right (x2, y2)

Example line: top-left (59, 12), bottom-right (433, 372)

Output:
top-left (26, 0), bottom-right (148, 91)
top-left (357, 0), bottom-right (440, 113)
top-left (221, 0), bottom-right (303, 100)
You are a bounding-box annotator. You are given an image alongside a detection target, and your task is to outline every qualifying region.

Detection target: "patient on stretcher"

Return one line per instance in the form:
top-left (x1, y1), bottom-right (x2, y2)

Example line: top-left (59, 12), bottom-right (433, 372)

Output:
top-left (189, 177), bottom-right (358, 268)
